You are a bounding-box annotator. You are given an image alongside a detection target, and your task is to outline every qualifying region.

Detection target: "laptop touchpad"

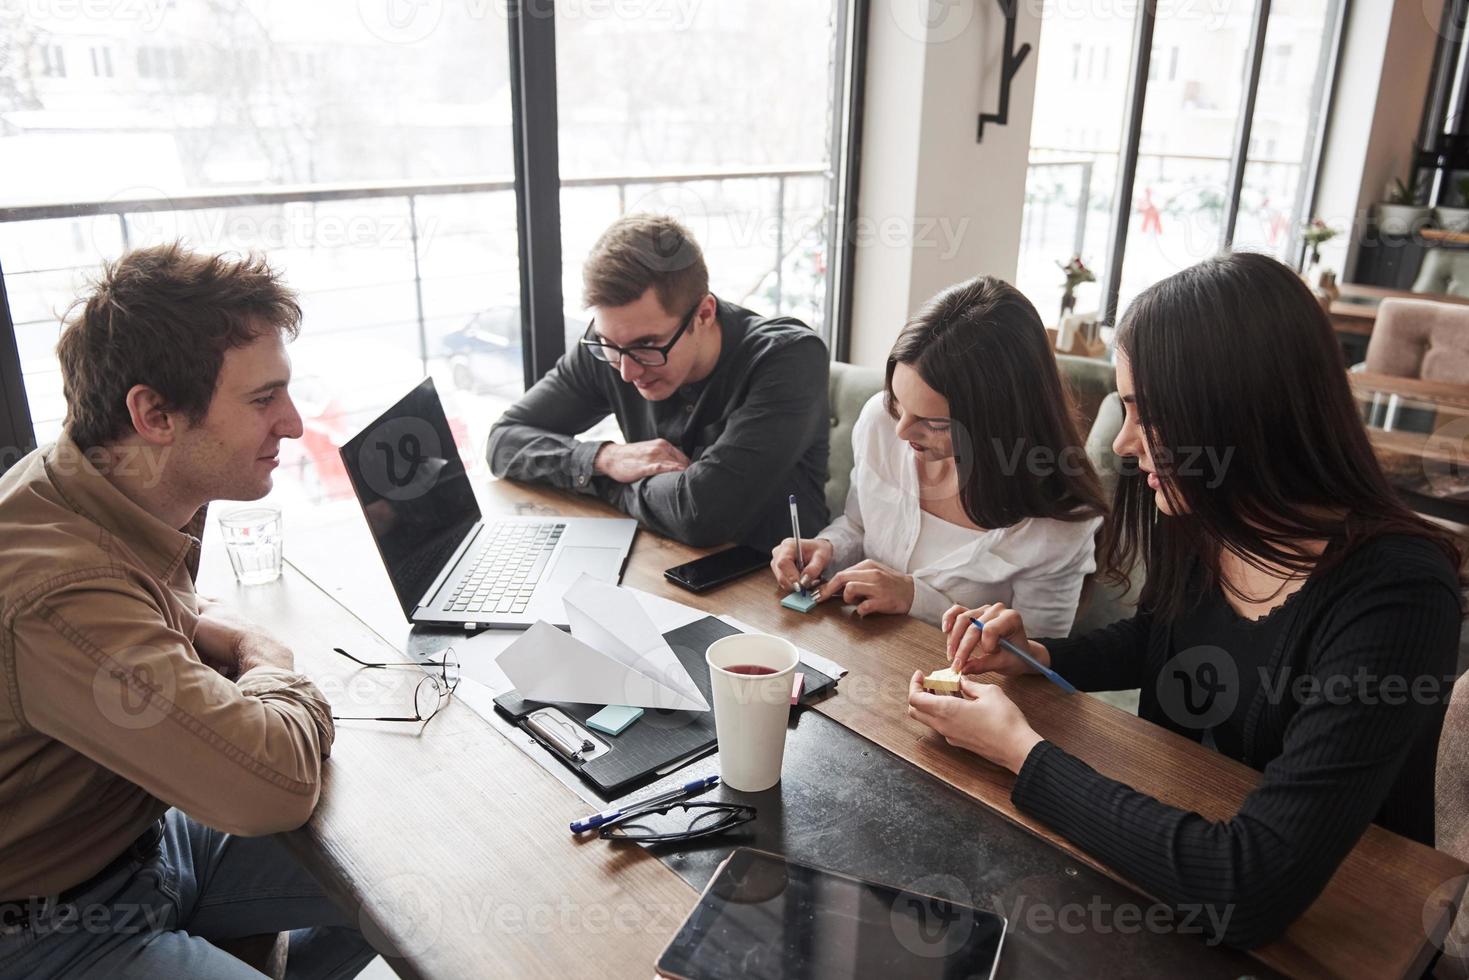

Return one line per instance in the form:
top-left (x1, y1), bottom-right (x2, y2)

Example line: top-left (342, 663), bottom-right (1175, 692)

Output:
top-left (548, 547), bottom-right (620, 584)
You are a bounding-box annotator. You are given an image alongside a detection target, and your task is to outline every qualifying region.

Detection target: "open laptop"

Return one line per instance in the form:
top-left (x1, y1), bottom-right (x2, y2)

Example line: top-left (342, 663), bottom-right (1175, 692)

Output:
top-left (339, 378), bottom-right (637, 629)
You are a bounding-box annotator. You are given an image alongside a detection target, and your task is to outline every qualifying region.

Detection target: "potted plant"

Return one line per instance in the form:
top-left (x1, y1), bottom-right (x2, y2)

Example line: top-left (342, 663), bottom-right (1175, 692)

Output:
top-left (1377, 174), bottom-right (1432, 236)
top-left (1435, 175), bottom-right (1469, 233)
top-left (1301, 218), bottom-right (1340, 270)
top-left (1057, 255), bottom-right (1095, 320)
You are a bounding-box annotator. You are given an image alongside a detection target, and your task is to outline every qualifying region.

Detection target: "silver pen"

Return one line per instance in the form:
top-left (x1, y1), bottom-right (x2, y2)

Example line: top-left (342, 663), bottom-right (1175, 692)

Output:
top-left (788, 494), bottom-right (807, 595)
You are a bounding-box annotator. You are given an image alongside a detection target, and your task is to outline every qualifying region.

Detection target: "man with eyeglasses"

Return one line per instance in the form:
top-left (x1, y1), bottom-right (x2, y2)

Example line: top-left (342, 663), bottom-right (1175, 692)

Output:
top-left (488, 214), bottom-right (831, 549)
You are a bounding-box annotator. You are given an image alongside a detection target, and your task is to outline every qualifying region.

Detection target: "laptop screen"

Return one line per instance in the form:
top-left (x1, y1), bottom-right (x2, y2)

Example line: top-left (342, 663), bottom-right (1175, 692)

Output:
top-left (339, 377), bottom-right (481, 618)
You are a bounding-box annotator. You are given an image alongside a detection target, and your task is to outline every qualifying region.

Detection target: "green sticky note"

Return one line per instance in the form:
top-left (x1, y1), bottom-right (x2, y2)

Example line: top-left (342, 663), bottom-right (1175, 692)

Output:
top-left (781, 590), bottom-right (820, 613)
top-left (587, 704), bottom-right (643, 736)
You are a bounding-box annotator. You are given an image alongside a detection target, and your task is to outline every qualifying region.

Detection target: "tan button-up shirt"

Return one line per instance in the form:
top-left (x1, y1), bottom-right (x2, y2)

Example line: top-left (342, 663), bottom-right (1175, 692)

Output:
top-left (0, 435), bottom-right (334, 899)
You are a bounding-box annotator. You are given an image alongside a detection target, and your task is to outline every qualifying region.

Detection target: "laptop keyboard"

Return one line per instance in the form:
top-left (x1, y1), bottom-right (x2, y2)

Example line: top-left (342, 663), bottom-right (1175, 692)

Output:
top-left (445, 521), bottom-right (566, 616)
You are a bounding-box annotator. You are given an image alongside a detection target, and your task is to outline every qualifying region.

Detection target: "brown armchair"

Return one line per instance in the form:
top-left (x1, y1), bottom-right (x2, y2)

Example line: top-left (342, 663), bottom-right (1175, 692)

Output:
top-left (1364, 298), bottom-right (1469, 384)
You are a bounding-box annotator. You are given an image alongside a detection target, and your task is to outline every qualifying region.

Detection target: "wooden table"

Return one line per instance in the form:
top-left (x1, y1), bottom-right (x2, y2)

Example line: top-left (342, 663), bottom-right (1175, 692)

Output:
top-left (201, 480), bottom-right (1468, 979)
top-left (1351, 371), bottom-right (1469, 526)
top-left (1350, 370), bottom-right (1469, 409)
top-left (1425, 229), bottom-right (1469, 248)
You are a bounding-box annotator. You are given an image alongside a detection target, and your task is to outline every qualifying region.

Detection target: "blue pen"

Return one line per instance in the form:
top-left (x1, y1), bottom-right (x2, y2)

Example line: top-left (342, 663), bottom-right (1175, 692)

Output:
top-left (967, 618), bottom-right (1077, 695)
top-left (569, 774), bottom-right (720, 834)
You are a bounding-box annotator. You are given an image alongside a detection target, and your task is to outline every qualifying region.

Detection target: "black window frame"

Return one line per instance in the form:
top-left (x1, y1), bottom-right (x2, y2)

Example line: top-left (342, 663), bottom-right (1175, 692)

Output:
top-left (0, 262), bottom-right (36, 469)
top-left (0, 0), bottom-right (867, 471)
top-left (1098, 0), bottom-right (1350, 325)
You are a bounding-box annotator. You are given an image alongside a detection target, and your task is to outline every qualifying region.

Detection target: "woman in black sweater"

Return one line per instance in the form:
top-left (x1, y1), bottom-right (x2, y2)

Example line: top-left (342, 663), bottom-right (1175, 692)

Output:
top-left (907, 252), bottom-right (1464, 949)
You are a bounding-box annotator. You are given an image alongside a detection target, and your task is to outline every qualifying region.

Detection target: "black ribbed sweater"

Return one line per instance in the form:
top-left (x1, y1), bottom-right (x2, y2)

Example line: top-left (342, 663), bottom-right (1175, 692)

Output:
top-left (1014, 534), bottom-right (1462, 949)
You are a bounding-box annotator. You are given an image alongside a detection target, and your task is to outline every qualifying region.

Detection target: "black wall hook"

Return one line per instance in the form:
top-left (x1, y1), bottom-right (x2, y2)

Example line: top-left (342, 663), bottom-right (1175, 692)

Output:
top-left (977, 0), bottom-right (1033, 142)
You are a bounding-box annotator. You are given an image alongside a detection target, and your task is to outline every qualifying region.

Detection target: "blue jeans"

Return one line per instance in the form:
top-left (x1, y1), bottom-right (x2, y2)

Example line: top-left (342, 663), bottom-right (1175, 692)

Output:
top-left (0, 810), bottom-right (376, 979)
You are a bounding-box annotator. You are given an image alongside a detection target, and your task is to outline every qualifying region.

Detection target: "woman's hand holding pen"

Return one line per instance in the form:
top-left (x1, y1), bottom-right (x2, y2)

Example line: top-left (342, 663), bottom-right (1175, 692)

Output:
top-left (942, 602), bottom-right (1052, 676)
top-left (771, 537), bottom-right (833, 593)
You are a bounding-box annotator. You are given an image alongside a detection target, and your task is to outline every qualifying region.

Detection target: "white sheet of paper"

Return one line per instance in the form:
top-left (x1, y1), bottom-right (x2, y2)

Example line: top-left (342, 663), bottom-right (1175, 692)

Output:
top-left (496, 620), bottom-right (709, 710)
top-left (493, 577), bottom-right (710, 711)
top-left (560, 576), bottom-right (708, 709)
top-left (621, 586), bottom-right (706, 633)
top-left (453, 583), bottom-right (707, 700)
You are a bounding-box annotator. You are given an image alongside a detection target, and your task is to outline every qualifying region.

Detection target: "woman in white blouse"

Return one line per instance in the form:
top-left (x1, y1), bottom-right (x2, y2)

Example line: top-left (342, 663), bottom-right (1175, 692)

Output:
top-left (770, 276), bottom-right (1107, 635)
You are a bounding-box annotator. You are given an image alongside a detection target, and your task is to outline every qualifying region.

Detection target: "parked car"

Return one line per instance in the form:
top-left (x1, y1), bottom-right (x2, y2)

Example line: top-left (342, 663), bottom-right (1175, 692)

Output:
top-left (280, 339), bottom-right (472, 504)
top-left (442, 306), bottom-right (587, 394)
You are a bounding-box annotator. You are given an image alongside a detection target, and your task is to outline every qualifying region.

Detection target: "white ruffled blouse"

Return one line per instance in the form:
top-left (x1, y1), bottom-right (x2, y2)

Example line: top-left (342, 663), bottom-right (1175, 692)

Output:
top-left (818, 394), bottom-right (1102, 635)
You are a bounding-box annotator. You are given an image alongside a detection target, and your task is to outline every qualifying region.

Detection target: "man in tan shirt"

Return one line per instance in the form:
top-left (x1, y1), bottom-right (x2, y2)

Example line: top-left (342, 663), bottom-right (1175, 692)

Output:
top-left (0, 244), bottom-right (373, 978)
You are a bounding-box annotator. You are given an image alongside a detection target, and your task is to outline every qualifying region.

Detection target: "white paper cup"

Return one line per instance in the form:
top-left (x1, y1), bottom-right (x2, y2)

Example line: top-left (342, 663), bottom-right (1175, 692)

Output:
top-left (705, 633), bottom-right (798, 792)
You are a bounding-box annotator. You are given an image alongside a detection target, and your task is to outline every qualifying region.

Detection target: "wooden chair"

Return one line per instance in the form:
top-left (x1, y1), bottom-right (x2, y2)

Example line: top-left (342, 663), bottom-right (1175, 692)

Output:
top-left (1365, 299), bottom-right (1469, 385)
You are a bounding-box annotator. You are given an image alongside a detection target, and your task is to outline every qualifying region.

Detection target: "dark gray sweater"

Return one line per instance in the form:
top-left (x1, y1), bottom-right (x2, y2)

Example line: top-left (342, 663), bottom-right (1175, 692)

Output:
top-left (486, 298), bottom-right (830, 549)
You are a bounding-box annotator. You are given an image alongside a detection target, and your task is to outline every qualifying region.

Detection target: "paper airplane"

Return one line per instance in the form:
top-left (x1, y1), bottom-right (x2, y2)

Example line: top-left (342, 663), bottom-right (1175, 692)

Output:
top-left (495, 576), bottom-right (710, 711)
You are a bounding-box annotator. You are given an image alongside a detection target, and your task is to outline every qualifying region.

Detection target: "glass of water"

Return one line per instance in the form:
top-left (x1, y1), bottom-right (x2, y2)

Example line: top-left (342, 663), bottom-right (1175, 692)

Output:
top-left (219, 506), bottom-right (284, 585)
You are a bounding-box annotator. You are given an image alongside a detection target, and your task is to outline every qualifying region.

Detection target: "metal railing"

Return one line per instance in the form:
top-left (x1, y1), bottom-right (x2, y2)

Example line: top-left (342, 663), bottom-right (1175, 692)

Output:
top-left (1025, 158), bottom-right (1095, 258)
top-left (1023, 147), bottom-right (1312, 267)
top-left (0, 165), bottom-right (831, 404)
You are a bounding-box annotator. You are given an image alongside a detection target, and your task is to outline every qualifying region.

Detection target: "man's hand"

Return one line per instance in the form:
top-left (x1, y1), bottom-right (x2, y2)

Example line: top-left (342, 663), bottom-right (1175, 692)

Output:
top-left (770, 537), bottom-right (833, 593)
top-left (593, 439), bottom-right (691, 483)
top-left (193, 606), bottom-right (294, 679)
top-left (816, 559), bottom-right (915, 617)
top-left (907, 672), bottom-right (1043, 774)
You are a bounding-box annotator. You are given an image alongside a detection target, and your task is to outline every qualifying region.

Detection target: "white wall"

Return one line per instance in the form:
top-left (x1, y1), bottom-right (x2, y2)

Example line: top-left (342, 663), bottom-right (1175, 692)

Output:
top-left (848, 0), bottom-right (1042, 367)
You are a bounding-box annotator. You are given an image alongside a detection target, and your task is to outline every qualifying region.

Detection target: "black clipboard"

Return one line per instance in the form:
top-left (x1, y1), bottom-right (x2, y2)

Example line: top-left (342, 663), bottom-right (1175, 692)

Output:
top-left (493, 616), bottom-right (838, 798)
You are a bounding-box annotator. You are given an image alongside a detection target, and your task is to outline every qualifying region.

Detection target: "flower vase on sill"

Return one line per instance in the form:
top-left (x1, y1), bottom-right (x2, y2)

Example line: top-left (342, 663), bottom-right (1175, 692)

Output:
top-left (1313, 269), bottom-right (1340, 311)
top-left (1300, 218), bottom-right (1340, 286)
top-left (1057, 255), bottom-right (1094, 323)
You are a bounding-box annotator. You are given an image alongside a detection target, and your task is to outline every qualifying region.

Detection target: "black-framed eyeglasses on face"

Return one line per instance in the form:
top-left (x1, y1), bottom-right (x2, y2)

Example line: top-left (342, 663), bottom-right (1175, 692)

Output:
top-left (598, 802), bottom-right (756, 844)
top-left (580, 295), bottom-right (707, 368)
top-left (329, 646), bottom-right (461, 727)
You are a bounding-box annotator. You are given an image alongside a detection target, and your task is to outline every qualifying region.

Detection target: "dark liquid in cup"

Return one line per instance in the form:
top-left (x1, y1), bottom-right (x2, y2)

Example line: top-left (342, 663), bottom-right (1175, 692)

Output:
top-left (725, 663), bottom-right (779, 676)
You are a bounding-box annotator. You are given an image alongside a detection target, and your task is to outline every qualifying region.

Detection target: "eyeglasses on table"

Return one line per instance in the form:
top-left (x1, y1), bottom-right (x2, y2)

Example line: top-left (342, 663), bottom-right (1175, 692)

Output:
top-left (598, 801), bottom-right (756, 844)
top-left (328, 646), bottom-right (461, 726)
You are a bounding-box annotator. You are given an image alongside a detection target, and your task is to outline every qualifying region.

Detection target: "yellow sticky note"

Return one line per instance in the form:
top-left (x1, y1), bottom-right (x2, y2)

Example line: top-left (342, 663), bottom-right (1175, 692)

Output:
top-left (922, 668), bottom-right (962, 695)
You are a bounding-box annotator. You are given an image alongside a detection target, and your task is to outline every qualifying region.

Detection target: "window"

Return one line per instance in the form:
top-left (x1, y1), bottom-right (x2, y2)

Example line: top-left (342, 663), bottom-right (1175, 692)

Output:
top-left (90, 47), bottom-right (114, 79)
top-left (1016, 0), bottom-right (1345, 329)
top-left (1231, 5), bottom-right (1340, 260)
top-left (1018, 9), bottom-right (1133, 321)
top-left (554, 0), bottom-right (847, 342)
top-left (0, 3), bottom-right (521, 512)
top-left (1117, 1), bottom-right (1254, 312)
top-left (0, 1), bottom-right (863, 484)
top-left (40, 44), bottom-right (65, 78)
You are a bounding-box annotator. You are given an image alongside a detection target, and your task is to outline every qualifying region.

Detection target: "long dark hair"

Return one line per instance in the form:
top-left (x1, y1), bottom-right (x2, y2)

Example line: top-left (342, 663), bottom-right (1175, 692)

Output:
top-left (885, 276), bottom-right (1107, 529)
top-left (1100, 251), bottom-right (1463, 620)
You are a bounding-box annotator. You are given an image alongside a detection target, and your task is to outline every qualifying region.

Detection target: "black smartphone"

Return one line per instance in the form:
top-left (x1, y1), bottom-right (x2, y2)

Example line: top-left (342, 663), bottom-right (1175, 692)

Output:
top-left (664, 545), bottom-right (770, 593)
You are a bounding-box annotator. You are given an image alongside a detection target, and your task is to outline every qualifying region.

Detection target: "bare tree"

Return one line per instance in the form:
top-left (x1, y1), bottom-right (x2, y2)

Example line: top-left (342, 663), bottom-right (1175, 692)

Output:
top-left (0, 1), bottom-right (43, 114)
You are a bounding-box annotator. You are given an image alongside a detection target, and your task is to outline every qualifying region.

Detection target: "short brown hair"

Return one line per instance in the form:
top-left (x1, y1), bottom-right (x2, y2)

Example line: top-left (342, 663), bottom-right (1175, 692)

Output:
top-left (57, 242), bottom-right (302, 450)
top-left (582, 213), bottom-right (709, 315)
